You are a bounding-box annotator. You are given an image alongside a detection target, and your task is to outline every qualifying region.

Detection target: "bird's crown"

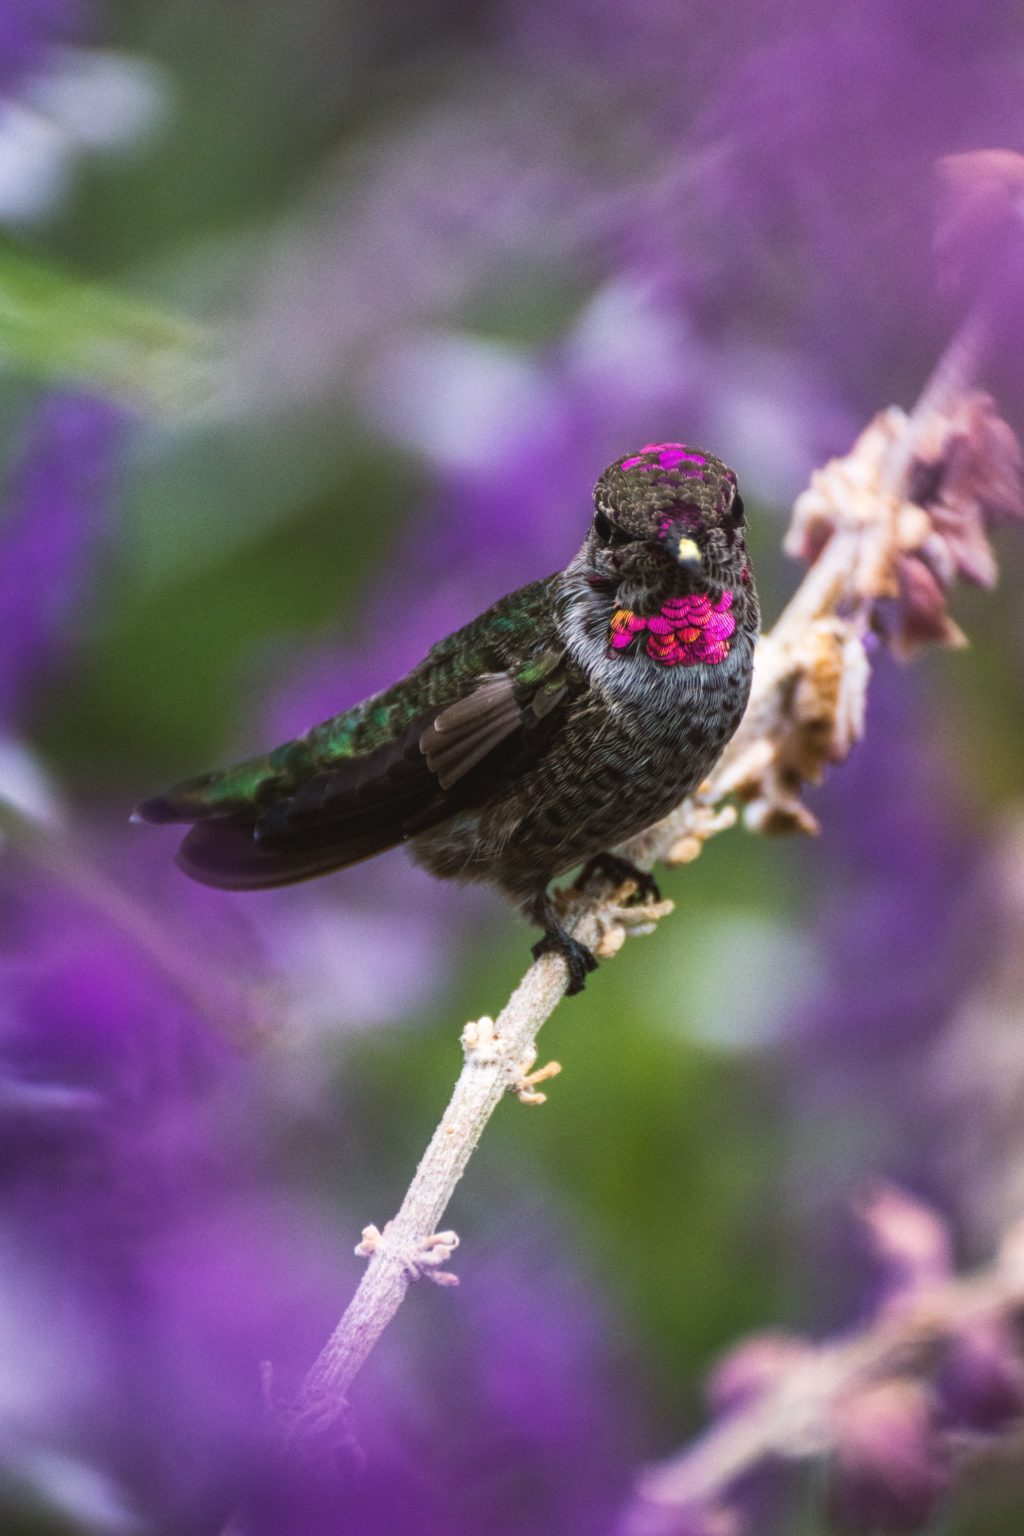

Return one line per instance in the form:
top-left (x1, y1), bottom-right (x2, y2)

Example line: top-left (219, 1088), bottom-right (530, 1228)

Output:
top-left (594, 443), bottom-right (741, 540)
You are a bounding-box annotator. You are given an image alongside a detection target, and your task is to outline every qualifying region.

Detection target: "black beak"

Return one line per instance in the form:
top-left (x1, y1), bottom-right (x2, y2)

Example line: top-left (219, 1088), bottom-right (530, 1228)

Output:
top-left (659, 521), bottom-right (703, 571)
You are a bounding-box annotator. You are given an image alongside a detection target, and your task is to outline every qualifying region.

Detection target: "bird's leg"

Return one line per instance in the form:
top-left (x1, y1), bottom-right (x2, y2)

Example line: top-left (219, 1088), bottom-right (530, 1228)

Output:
top-left (528, 892), bottom-right (598, 997)
top-left (574, 851), bottom-right (662, 905)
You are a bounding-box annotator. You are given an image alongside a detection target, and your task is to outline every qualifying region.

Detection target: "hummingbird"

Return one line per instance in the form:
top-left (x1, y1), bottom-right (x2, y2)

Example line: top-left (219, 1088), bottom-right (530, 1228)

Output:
top-left (136, 444), bottom-right (759, 993)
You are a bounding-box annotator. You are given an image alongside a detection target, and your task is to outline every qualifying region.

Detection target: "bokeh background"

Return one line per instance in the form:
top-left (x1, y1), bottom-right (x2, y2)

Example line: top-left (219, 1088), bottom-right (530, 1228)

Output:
top-left (2, 2), bottom-right (1024, 1533)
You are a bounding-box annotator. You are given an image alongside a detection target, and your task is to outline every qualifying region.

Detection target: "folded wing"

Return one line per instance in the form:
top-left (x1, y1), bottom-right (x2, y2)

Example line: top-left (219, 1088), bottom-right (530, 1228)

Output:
top-left (166, 663), bottom-right (569, 890)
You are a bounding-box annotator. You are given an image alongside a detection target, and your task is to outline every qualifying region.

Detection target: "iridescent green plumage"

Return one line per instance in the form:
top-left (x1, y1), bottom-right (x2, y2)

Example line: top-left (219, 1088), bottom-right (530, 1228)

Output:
top-left (139, 576), bottom-right (568, 826)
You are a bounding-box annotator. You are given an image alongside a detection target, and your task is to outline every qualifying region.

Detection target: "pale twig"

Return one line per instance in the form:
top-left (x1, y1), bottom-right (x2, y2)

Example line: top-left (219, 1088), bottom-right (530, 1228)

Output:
top-left (282, 893), bottom-right (665, 1444)
top-left (282, 152), bottom-right (1024, 1447)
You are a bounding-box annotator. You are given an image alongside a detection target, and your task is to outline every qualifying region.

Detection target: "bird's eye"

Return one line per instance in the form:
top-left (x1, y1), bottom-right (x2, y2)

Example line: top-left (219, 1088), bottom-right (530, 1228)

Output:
top-left (728, 494), bottom-right (746, 527)
top-left (593, 508), bottom-right (631, 546)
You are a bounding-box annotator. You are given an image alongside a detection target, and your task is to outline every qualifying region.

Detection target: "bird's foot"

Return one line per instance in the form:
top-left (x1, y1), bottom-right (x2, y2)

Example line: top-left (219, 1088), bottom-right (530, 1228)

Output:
top-left (531, 924), bottom-right (599, 996)
top-left (575, 852), bottom-right (662, 905)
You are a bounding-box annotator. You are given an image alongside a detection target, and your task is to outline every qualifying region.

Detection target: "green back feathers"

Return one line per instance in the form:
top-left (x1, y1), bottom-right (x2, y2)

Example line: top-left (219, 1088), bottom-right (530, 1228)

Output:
top-left (136, 576), bottom-right (561, 825)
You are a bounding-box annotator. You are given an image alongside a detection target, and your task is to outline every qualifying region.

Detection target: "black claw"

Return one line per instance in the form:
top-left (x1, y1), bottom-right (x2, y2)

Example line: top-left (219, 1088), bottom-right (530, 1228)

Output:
top-left (531, 925), bottom-right (599, 996)
top-left (575, 852), bottom-right (662, 905)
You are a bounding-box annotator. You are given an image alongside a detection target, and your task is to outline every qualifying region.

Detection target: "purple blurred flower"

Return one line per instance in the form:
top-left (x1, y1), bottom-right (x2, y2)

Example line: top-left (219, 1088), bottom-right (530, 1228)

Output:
top-left (0, 0), bottom-right (83, 92)
top-left (462, 1238), bottom-right (638, 1532)
top-left (0, 881), bottom-right (282, 1527)
top-left (785, 664), bottom-right (985, 1224)
top-left (228, 86), bottom-right (609, 417)
top-left (706, 1333), bottom-right (814, 1418)
top-left (246, 1232), bottom-right (638, 1536)
top-left (854, 1182), bottom-right (954, 1302)
top-left (936, 1319), bottom-right (1024, 1436)
top-left (625, 1187), bottom-right (1024, 1536)
top-left (0, 835), bottom-right (635, 1531)
top-left (828, 1379), bottom-right (950, 1533)
top-left (0, 391), bottom-right (124, 730)
top-left (248, 854), bottom-right (471, 1034)
top-left (620, 1500), bottom-right (743, 1536)
top-left (516, 2), bottom-right (1023, 378)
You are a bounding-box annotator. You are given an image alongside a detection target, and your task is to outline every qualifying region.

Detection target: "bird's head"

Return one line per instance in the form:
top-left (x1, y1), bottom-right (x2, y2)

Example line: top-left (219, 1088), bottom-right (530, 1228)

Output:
top-left (584, 442), bottom-right (751, 604)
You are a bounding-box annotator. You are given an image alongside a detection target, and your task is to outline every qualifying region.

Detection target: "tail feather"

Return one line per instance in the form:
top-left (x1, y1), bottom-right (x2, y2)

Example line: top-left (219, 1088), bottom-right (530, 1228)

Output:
top-left (175, 818), bottom-right (401, 891)
top-left (137, 718), bottom-right (451, 890)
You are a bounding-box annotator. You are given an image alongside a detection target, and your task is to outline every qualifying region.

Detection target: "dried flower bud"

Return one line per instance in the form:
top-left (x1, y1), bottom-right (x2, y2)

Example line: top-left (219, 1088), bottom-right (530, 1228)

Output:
top-left (856, 1182), bottom-right (953, 1297)
top-left (888, 393), bottom-right (1024, 652)
top-left (936, 1319), bottom-right (1024, 1435)
top-left (908, 393), bottom-right (1024, 578)
top-left (791, 619), bottom-right (870, 769)
top-left (706, 1331), bottom-right (814, 1416)
top-left (828, 1380), bottom-right (949, 1533)
top-left (739, 619), bottom-right (870, 838)
top-left (891, 554), bottom-right (968, 657)
top-left (787, 394), bottom-right (1023, 664)
top-left (786, 410), bottom-right (901, 568)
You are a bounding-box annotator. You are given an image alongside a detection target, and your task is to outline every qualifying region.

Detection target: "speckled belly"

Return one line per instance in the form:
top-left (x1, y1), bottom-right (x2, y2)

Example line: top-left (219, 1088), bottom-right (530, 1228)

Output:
top-left (486, 710), bottom-right (726, 884)
top-left (411, 680), bottom-right (747, 903)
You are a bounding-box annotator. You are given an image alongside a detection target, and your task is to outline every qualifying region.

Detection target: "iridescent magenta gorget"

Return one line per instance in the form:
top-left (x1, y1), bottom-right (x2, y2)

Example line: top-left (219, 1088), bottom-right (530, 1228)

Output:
top-left (608, 590), bottom-right (736, 666)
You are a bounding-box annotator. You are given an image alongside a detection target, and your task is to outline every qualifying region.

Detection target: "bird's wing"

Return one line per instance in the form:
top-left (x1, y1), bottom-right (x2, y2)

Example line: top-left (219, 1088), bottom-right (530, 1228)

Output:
top-left (172, 647), bottom-right (573, 890)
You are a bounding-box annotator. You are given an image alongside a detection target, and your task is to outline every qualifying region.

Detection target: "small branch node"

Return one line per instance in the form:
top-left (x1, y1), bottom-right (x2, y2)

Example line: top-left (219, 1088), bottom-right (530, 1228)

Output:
top-left (461, 1014), bottom-right (503, 1065)
top-left (666, 803), bottom-right (739, 865)
top-left (509, 1052), bottom-right (562, 1105)
top-left (407, 1229), bottom-right (460, 1286)
top-left (354, 1220), bottom-right (460, 1285)
top-left (463, 1017), bottom-right (562, 1102)
top-left (462, 1015), bottom-right (561, 1101)
top-left (354, 1221), bottom-right (388, 1259)
top-left (592, 896), bottom-right (675, 957)
top-left (594, 924), bottom-right (626, 959)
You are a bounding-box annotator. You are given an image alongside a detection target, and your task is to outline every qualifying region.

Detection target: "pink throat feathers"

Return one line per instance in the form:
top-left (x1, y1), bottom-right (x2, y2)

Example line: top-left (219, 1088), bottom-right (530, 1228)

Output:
top-left (608, 590), bottom-right (735, 667)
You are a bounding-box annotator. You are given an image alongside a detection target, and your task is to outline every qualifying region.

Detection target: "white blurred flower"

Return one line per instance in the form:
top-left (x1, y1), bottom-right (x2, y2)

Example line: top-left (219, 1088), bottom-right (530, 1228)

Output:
top-left (365, 330), bottom-right (556, 471)
top-left (0, 47), bottom-right (169, 225)
top-left (0, 736), bottom-right (65, 840)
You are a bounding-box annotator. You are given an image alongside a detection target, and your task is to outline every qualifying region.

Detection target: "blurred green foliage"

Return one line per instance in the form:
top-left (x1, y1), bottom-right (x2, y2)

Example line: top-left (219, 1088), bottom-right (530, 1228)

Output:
top-left (0, 243), bottom-right (203, 405)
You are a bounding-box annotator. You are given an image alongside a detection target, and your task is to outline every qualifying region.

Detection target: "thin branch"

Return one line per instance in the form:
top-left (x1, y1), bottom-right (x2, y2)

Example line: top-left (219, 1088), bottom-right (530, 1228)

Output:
top-left (280, 886), bottom-right (664, 1442)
